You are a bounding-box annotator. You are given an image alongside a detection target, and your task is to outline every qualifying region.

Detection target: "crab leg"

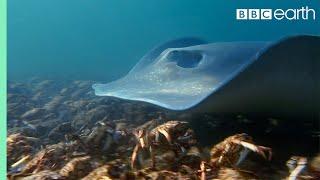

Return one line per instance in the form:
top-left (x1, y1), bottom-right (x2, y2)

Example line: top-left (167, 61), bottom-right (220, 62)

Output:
top-left (236, 148), bottom-right (250, 166)
top-left (11, 155), bottom-right (31, 169)
top-left (139, 137), bottom-right (146, 148)
top-left (288, 157), bottom-right (307, 180)
top-left (233, 140), bottom-right (272, 160)
top-left (135, 129), bottom-right (147, 148)
top-left (131, 144), bottom-right (140, 169)
top-left (158, 129), bottom-right (172, 144)
top-left (149, 145), bottom-right (156, 169)
top-left (218, 144), bottom-right (231, 164)
top-left (200, 161), bottom-right (206, 180)
top-left (34, 149), bottom-right (51, 173)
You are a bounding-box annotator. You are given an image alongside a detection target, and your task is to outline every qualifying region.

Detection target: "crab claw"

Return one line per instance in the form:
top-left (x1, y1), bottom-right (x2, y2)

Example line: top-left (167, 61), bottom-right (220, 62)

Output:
top-left (239, 141), bottom-right (272, 160)
top-left (257, 145), bottom-right (272, 161)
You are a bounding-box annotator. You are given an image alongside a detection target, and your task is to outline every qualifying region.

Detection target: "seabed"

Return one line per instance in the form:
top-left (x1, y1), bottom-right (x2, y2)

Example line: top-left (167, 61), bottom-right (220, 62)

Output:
top-left (7, 78), bottom-right (319, 179)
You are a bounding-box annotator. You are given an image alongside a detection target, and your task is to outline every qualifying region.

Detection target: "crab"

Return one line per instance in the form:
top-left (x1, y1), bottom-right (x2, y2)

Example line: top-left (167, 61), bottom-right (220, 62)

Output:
top-left (19, 143), bottom-right (69, 174)
top-left (7, 133), bottom-right (39, 169)
top-left (197, 133), bottom-right (271, 180)
top-left (210, 133), bottom-right (272, 168)
top-left (198, 161), bottom-right (258, 180)
top-left (10, 154), bottom-right (95, 180)
top-left (286, 155), bottom-right (320, 180)
top-left (82, 159), bottom-right (130, 180)
top-left (8, 140), bottom-right (94, 179)
top-left (78, 120), bottom-right (128, 153)
top-left (8, 144), bottom-right (66, 180)
top-left (9, 170), bottom-right (64, 180)
top-left (135, 167), bottom-right (196, 180)
top-left (131, 120), bottom-right (196, 169)
top-left (59, 156), bottom-right (93, 179)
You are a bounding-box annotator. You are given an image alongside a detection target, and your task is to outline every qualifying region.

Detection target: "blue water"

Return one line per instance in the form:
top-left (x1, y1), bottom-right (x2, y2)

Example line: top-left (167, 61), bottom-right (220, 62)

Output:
top-left (8, 0), bottom-right (320, 81)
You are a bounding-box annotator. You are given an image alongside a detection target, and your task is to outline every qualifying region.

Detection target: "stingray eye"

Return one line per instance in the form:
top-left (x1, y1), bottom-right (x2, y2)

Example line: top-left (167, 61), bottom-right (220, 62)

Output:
top-left (167, 50), bottom-right (203, 68)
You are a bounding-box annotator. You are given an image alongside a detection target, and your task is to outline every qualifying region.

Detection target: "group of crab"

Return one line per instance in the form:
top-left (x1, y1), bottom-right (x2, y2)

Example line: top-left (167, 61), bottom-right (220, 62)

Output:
top-left (130, 120), bottom-right (272, 179)
top-left (129, 120), bottom-right (319, 180)
top-left (7, 119), bottom-right (320, 180)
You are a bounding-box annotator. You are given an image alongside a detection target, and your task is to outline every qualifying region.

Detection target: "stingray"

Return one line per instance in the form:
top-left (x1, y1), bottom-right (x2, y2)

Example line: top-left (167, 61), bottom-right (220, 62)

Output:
top-left (93, 35), bottom-right (320, 118)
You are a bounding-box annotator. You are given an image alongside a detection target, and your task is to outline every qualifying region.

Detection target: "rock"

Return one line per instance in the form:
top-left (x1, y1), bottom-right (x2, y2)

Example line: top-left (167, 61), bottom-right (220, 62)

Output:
top-left (86, 106), bottom-right (109, 122)
top-left (48, 122), bottom-right (73, 143)
top-left (60, 87), bottom-right (73, 96)
top-left (31, 91), bottom-right (48, 104)
top-left (19, 127), bottom-right (38, 137)
top-left (8, 82), bottom-right (31, 95)
top-left (21, 108), bottom-right (47, 121)
top-left (44, 95), bottom-right (66, 112)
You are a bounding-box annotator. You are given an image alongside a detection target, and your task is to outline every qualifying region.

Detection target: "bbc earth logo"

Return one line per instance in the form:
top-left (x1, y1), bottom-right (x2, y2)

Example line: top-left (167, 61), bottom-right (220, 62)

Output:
top-left (236, 6), bottom-right (316, 20)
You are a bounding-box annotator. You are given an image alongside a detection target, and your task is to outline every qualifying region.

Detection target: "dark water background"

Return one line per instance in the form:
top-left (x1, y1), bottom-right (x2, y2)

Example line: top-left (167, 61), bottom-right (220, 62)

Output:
top-left (8, 0), bottom-right (320, 82)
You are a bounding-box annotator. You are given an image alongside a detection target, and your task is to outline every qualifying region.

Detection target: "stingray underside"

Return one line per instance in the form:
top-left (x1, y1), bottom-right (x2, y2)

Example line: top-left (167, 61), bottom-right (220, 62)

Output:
top-left (93, 35), bottom-right (320, 118)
